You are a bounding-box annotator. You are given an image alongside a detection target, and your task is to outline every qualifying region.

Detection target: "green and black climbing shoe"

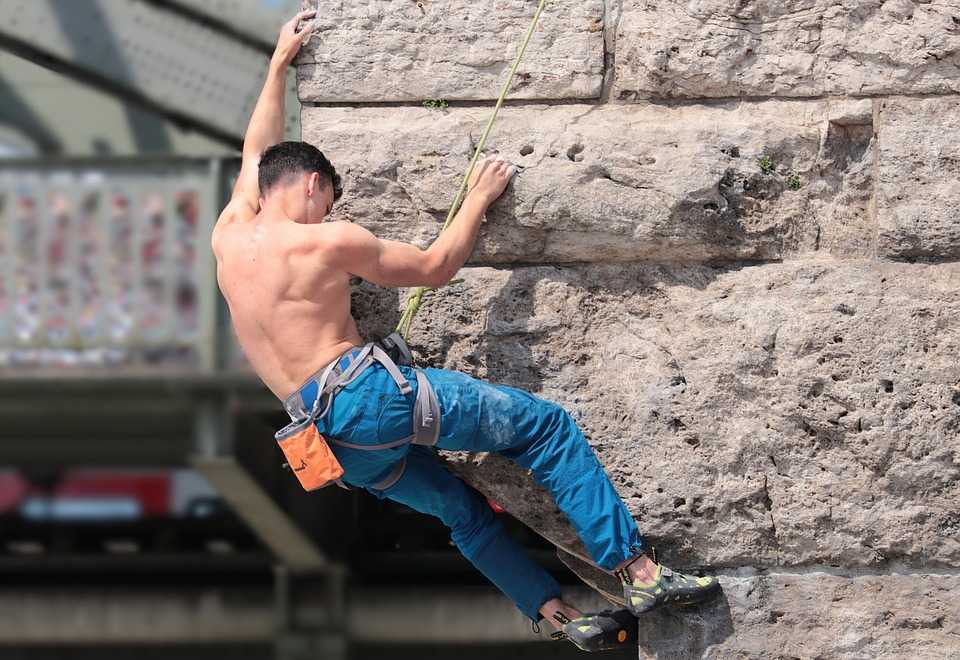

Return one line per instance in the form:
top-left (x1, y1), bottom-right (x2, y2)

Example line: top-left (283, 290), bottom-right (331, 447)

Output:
top-left (621, 564), bottom-right (720, 615)
top-left (550, 609), bottom-right (638, 652)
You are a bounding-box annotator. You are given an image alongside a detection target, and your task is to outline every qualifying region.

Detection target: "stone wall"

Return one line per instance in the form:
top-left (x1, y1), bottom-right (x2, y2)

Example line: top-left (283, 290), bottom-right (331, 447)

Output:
top-left (298, 1), bottom-right (960, 657)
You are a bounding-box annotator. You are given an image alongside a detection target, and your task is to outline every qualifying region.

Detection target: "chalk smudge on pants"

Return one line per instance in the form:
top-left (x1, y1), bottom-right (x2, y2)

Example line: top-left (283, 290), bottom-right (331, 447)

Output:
top-left (478, 383), bottom-right (516, 448)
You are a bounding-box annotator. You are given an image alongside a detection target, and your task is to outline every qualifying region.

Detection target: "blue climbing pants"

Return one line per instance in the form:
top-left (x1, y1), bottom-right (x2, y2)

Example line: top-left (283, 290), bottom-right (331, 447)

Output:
top-left (298, 352), bottom-right (645, 622)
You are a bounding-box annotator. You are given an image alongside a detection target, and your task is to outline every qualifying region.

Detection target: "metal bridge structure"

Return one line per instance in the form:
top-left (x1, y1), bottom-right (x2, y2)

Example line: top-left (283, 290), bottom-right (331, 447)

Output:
top-left (0, 156), bottom-right (349, 659)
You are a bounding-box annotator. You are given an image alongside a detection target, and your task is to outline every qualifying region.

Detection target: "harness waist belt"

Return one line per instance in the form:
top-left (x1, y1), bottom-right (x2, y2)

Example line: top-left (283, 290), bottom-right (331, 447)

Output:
top-left (279, 336), bottom-right (440, 490)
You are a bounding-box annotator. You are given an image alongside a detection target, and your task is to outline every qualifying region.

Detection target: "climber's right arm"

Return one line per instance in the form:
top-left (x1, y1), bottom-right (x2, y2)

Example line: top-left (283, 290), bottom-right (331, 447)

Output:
top-left (317, 156), bottom-right (516, 289)
top-left (316, 222), bottom-right (452, 289)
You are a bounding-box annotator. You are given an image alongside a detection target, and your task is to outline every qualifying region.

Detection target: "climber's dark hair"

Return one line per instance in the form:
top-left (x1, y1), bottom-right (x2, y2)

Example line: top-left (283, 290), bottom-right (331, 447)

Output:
top-left (258, 141), bottom-right (342, 201)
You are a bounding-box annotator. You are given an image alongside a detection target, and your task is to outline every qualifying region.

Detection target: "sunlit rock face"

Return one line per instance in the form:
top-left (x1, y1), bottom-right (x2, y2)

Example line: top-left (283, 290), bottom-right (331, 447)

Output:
top-left (302, 0), bottom-right (960, 655)
top-left (303, 98), bottom-right (878, 264)
top-left (613, 0), bottom-right (960, 101)
top-left (296, 0), bottom-right (604, 102)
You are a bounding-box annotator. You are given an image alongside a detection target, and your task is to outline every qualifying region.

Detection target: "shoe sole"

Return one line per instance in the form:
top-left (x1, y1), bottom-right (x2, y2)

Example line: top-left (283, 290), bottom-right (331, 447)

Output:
top-left (562, 610), bottom-right (638, 652)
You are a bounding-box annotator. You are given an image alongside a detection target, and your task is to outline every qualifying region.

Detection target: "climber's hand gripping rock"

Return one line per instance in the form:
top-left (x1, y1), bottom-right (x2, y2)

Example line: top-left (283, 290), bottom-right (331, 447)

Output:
top-left (468, 155), bottom-right (517, 205)
top-left (272, 9), bottom-right (317, 67)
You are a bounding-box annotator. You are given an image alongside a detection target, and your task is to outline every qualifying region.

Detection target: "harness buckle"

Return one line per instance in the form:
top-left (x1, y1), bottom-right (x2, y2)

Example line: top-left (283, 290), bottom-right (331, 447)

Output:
top-left (378, 331), bottom-right (415, 367)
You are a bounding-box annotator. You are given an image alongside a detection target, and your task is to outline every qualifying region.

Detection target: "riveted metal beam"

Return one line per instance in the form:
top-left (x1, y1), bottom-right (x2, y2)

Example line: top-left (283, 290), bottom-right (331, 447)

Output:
top-left (0, 0), bottom-right (300, 146)
top-left (156, 0), bottom-right (302, 51)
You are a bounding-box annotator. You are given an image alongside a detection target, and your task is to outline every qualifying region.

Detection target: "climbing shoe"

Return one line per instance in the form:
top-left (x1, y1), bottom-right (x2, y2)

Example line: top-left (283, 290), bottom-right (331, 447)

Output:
top-left (550, 609), bottom-right (638, 652)
top-left (621, 564), bottom-right (720, 615)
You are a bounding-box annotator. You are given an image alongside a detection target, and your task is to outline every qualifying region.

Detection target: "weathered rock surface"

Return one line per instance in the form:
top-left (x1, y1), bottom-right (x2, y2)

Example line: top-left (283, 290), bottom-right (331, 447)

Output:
top-left (303, 99), bottom-right (878, 263)
top-left (356, 260), bottom-right (960, 569)
top-left (614, 0), bottom-right (960, 100)
top-left (878, 96), bottom-right (960, 260)
top-left (295, 0), bottom-right (604, 102)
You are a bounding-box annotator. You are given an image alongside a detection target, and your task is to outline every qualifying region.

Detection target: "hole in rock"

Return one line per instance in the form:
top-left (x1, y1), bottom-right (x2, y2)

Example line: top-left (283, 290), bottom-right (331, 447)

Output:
top-left (567, 143), bottom-right (585, 161)
top-left (834, 303), bottom-right (856, 316)
top-left (720, 144), bottom-right (740, 158)
top-left (519, 145), bottom-right (534, 156)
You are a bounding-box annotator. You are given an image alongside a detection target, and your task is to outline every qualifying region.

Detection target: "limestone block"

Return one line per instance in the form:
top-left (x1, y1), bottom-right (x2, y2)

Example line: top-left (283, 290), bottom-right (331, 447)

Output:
top-left (364, 260), bottom-right (960, 568)
top-left (614, 0), bottom-right (960, 100)
top-left (302, 99), bottom-right (877, 263)
top-left (878, 96), bottom-right (960, 260)
top-left (295, 0), bottom-right (604, 102)
top-left (558, 563), bottom-right (960, 660)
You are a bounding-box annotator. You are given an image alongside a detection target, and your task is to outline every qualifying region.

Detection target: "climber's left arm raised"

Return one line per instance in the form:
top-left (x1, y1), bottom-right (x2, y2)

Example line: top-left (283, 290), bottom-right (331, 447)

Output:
top-left (221, 9), bottom-right (316, 223)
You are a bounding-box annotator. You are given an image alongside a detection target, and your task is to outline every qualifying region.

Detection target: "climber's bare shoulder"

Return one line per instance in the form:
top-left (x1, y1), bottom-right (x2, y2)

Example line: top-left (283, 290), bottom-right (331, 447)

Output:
top-left (211, 213), bottom-right (364, 401)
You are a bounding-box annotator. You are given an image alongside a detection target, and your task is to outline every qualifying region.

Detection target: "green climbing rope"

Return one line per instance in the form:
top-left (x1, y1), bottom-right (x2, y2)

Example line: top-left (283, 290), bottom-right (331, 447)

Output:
top-left (395, 0), bottom-right (549, 340)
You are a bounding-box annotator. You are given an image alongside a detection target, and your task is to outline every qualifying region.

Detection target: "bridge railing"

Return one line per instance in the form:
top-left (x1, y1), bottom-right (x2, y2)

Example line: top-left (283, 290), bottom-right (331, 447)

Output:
top-left (0, 157), bottom-right (244, 376)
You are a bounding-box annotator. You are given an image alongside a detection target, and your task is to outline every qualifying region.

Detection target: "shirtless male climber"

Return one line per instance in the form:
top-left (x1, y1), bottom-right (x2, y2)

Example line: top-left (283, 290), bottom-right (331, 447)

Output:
top-left (211, 10), bottom-right (720, 652)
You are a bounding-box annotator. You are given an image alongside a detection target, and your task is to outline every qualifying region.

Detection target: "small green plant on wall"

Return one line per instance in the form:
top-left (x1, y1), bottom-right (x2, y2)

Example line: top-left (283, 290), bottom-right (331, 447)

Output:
top-left (423, 99), bottom-right (449, 110)
top-left (757, 154), bottom-right (774, 175)
top-left (787, 172), bottom-right (802, 190)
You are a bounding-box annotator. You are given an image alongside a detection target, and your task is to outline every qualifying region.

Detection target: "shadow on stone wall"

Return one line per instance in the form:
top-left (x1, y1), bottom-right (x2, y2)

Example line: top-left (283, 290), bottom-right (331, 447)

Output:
top-left (471, 260), bottom-right (766, 394)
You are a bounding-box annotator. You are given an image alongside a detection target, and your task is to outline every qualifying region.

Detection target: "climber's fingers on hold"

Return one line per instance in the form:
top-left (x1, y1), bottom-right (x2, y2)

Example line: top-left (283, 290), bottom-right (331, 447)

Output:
top-left (491, 156), bottom-right (516, 178)
top-left (294, 11), bottom-right (318, 40)
top-left (290, 9), bottom-right (317, 26)
top-left (280, 9), bottom-right (316, 38)
top-left (468, 156), bottom-right (495, 189)
top-left (274, 9), bottom-right (318, 61)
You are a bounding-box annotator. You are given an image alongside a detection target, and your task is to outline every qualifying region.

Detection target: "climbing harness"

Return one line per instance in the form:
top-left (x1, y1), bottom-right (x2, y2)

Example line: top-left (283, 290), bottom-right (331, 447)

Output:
top-left (276, 332), bottom-right (440, 492)
top-left (395, 0), bottom-right (549, 339)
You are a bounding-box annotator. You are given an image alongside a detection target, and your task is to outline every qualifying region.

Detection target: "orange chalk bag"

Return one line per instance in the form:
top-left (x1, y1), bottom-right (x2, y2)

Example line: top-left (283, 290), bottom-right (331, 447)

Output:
top-left (274, 416), bottom-right (344, 491)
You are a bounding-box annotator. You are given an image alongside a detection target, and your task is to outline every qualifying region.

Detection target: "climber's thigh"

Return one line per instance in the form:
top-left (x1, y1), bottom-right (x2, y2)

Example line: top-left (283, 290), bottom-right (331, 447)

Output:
top-left (424, 367), bottom-right (566, 453)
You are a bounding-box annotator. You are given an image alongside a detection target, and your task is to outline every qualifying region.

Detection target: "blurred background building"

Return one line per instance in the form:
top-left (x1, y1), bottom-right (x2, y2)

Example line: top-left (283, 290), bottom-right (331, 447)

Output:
top-left (0, 2), bottom-right (600, 659)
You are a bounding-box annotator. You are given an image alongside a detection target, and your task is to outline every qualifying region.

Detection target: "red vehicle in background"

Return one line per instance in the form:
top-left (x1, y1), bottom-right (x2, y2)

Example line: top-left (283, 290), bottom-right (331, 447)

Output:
top-left (0, 469), bottom-right (218, 522)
